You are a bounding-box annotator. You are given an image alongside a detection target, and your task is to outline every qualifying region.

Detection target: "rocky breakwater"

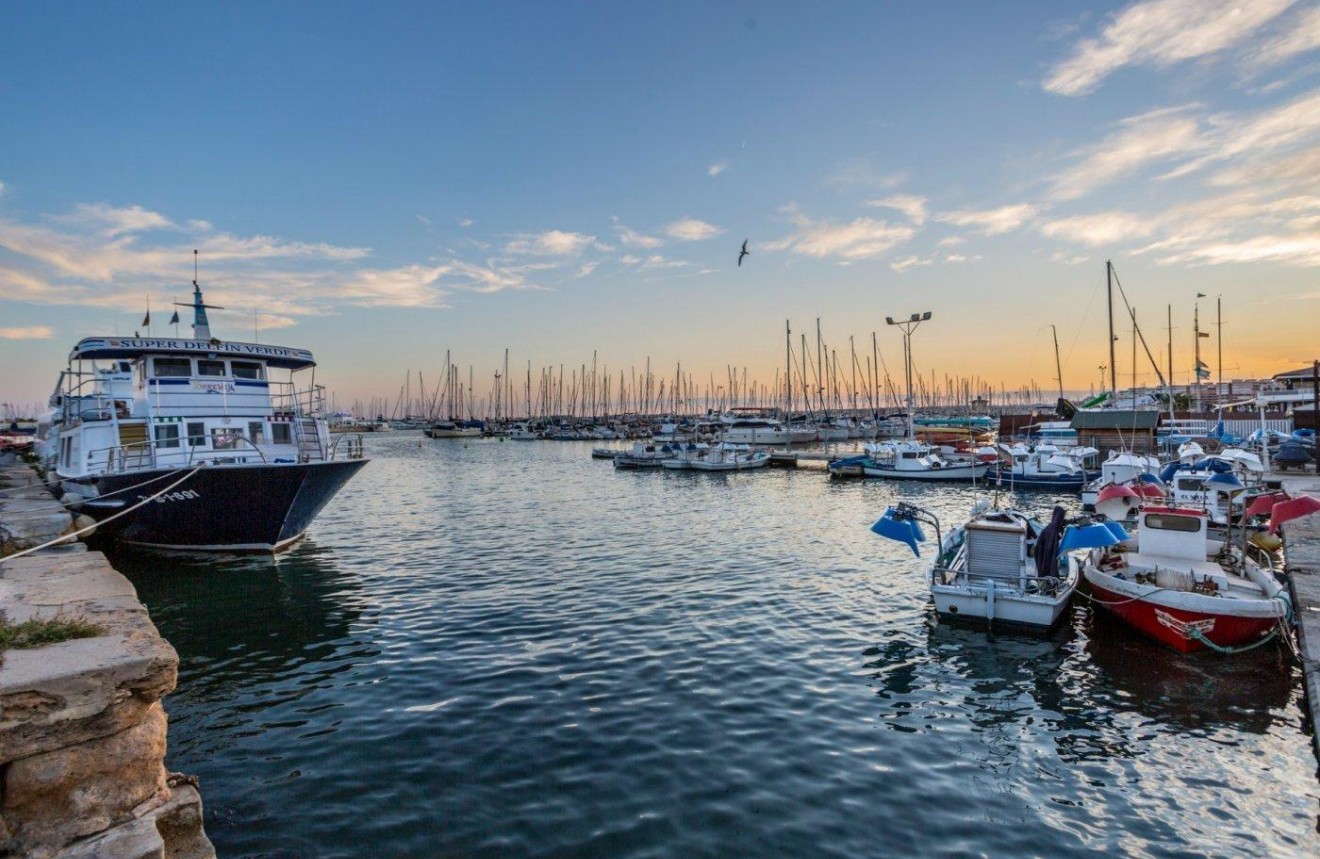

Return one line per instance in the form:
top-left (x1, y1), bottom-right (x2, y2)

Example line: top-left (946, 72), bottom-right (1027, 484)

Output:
top-left (0, 456), bottom-right (214, 858)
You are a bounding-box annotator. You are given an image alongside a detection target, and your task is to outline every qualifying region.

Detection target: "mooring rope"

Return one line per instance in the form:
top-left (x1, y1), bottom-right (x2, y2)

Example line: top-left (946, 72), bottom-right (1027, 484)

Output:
top-left (0, 468), bottom-right (200, 565)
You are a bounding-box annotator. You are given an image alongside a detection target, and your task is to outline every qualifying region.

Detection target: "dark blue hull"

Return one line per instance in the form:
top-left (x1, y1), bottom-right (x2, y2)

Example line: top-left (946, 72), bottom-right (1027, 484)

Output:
top-left (74, 459), bottom-right (368, 551)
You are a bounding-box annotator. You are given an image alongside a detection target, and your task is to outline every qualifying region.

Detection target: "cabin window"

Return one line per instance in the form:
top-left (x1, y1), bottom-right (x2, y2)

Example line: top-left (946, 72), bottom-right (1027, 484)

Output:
top-left (153, 358), bottom-right (192, 377)
top-left (271, 423), bottom-right (292, 445)
top-left (154, 424), bottom-right (180, 449)
top-left (211, 429), bottom-right (241, 450)
top-left (248, 421), bottom-right (265, 444)
top-left (187, 422), bottom-right (205, 447)
top-left (232, 361), bottom-right (264, 380)
top-left (198, 359), bottom-right (227, 377)
top-left (1145, 513), bottom-right (1201, 533)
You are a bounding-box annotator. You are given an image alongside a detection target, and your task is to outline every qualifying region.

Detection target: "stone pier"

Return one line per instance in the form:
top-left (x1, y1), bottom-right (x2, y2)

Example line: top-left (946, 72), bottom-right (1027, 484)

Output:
top-left (1276, 472), bottom-right (1320, 768)
top-left (0, 456), bottom-right (214, 858)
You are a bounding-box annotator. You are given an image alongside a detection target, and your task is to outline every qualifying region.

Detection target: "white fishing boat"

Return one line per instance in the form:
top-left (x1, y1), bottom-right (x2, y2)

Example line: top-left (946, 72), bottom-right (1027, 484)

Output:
top-left (983, 443), bottom-right (1098, 490)
top-left (686, 443), bottom-right (771, 471)
top-left (718, 416), bottom-right (795, 445)
top-left (425, 420), bottom-right (481, 438)
top-left (872, 502), bottom-right (1080, 629)
top-left (1081, 451), bottom-right (1163, 509)
top-left (611, 441), bottom-right (673, 469)
top-left (829, 440), bottom-right (988, 481)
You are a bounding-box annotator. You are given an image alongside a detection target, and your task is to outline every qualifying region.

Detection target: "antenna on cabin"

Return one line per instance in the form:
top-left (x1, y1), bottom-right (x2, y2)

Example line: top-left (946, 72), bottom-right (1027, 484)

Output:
top-left (173, 249), bottom-right (225, 340)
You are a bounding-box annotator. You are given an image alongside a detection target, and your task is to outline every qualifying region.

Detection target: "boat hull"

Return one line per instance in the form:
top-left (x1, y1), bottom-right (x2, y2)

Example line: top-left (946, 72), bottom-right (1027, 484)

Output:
top-left (860, 462), bottom-right (988, 481)
top-left (983, 467), bottom-right (1088, 490)
top-left (69, 459), bottom-right (368, 552)
top-left (1085, 573), bottom-right (1283, 653)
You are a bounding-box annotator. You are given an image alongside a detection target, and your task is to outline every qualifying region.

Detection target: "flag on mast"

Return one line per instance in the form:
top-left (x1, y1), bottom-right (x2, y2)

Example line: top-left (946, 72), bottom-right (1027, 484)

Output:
top-left (1195, 360), bottom-right (1211, 379)
top-left (142, 310), bottom-right (150, 326)
top-left (169, 310), bottom-right (180, 325)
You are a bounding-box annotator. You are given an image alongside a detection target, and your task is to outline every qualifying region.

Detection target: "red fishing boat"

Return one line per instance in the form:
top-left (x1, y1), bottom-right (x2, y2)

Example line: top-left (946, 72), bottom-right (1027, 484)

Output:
top-left (1081, 504), bottom-right (1303, 653)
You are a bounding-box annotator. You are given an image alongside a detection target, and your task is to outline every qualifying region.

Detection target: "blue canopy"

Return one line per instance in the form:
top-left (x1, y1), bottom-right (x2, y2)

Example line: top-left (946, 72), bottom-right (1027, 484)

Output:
top-left (871, 507), bottom-right (926, 557)
top-left (1059, 523), bottom-right (1123, 554)
top-left (1101, 520), bottom-right (1130, 542)
top-left (1206, 471), bottom-right (1244, 490)
top-left (1135, 472), bottom-right (1165, 487)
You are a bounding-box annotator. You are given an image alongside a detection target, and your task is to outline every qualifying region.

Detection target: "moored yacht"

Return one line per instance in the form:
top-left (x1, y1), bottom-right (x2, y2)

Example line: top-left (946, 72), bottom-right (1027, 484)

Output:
top-left (52, 282), bottom-right (368, 552)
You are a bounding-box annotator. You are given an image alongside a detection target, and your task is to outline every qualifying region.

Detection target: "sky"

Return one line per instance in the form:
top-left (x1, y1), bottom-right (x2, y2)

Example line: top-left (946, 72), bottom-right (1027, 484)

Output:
top-left (1, 0), bottom-right (1318, 415)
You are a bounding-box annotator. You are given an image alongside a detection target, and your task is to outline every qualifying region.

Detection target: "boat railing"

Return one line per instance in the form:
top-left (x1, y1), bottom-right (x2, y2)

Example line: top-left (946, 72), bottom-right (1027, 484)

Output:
top-left (268, 382), bottom-right (328, 418)
top-left (329, 433), bottom-right (366, 461)
top-left (92, 430), bottom-right (274, 473)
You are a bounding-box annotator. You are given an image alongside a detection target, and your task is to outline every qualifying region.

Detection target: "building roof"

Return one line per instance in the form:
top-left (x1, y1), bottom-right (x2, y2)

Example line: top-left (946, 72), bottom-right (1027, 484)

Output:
top-left (1070, 410), bottom-right (1160, 430)
top-left (1273, 365), bottom-right (1318, 382)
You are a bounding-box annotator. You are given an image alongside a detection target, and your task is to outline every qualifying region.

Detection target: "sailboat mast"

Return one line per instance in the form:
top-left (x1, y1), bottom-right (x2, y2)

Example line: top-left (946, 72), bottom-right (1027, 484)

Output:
top-left (1050, 324), bottom-right (1063, 401)
top-left (785, 320), bottom-right (792, 415)
top-left (1106, 260), bottom-right (1116, 396)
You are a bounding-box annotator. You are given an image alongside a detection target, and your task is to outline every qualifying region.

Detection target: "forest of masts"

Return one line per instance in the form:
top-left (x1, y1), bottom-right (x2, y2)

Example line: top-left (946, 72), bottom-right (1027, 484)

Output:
top-left (336, 320), bottom-right (1062, 423)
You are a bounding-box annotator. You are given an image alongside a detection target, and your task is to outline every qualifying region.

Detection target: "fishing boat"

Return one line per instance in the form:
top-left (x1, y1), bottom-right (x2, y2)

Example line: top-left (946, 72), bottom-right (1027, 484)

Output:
top-left (983, 443), bottom-right (1098, 490)
top-left (829, 440), bottom-right (987, 481)
top-left (1081, 451), bottom-right (1163, 509)
top-left (1076, 502), bottom-right (1311, 653)
top-left (51, 281), bottom-right (368, 552)
top-left (871, 501), bottom-right (1080, 629)
top-left (611, 442), bottom-right (672, 469)
top-left (718, 415), bottom-right (800, 445)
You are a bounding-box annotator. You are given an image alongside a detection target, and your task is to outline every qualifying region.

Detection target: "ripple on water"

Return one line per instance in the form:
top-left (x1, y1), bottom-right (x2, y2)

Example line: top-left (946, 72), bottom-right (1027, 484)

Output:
top-left (111, 434), bottom-right (1319, 858)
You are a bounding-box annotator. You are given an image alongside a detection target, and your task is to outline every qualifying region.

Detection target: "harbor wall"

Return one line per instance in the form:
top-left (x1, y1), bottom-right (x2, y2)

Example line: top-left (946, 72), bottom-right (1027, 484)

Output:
top-left (1281, 474), bottom-right (1320, 768)
top-left (0, 455), bottom-right (214, 858)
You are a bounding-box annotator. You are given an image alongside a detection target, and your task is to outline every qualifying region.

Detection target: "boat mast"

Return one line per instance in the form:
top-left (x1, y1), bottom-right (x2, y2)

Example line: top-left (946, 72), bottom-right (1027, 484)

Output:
top-left (1167, 304), bottom-right (1176, 424)
top-left (785, 320), bottom-right (791, 416)
top-left (1050, 324), bottom-right (1063, 402)
top-left (1106, 260), bottom-right (1116, 397)
top-left (1216, 295), bottom-right (1222, 400)
top-left (1194, 300), bottom-right (1202, 413)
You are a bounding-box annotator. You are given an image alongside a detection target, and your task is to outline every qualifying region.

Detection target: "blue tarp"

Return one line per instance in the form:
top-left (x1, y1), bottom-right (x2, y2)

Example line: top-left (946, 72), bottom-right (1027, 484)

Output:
top-left (871, 507), bottom-right (926, 557)
top-left (1058, 523), bottom-right (1123, 554)
top-left (1101, 520), bottom-right (1130, 542)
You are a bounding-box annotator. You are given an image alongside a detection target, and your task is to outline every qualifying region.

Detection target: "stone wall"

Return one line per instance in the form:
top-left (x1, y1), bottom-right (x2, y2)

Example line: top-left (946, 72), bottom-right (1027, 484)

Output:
top-left (1, 458), bottom-right (213, 858)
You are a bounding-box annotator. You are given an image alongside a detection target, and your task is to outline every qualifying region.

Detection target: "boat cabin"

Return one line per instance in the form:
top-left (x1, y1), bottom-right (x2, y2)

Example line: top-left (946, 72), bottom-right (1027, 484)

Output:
top-left (1135, 507), bottom-right (1209, 561)
top-left (55, 336), bottom-right (332, 480)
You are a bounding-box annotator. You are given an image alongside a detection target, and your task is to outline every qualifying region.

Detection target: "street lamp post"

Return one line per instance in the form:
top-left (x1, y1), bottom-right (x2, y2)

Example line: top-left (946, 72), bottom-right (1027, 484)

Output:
top-left (885, 311), bottom-right (932, 441)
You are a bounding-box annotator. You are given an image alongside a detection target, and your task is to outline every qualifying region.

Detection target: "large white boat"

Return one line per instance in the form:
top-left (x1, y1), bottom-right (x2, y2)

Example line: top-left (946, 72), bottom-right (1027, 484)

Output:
top-left (1081, 451), bottom-right (1163, 509)
top-left (52, 283), bottom-right (368, 552)
top-left (718, 416), bottom-right (803, 445)
top-left (872, 502), bottom-right (1080, 629)
top-left (425, 420), bottom-right (481, 438)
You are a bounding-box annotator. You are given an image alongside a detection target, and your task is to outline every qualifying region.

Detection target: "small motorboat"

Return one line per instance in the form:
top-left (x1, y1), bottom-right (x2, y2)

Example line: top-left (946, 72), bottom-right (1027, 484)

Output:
top-left (872, 501), bottom-right (1080, 630)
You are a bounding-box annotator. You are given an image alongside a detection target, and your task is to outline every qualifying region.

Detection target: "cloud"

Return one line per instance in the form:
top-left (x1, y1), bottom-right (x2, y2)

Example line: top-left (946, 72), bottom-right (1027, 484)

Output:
top-left (576, 261), bottom-right (598, 278)
top-left (708, 161), bottom-right (729, 176)
top-left (936, 236), bottom-right (966, 247)
top-left (1162, 88), bottom-right (1320, 181)
top-left (1050, 251), bottom-right (1091, 265)
top-left (867, 194), bottom-right (928, 225)
top-left (935, 203), bottom-right (1037, 235)
top-left (1043, 0), bottom-right (1294, 96)
top-left (504, 230), bottom-right (597, 256)
top-left (890, 255), bottom-right (933, 273)
top-left (458, 218), bottom-right (474, 228)
top-left (1243, 5), bottom-right (1320, 70)
top-left (613, 222), bottom-right (664, 248)
top-left (0, 325), bottom-right (53, 340)
top-left (1152, 234), bottom-right (1320, 266)
top-left (619, 254), bottom-right (642, 266)
top-left (52, 203), bottom-right (175, 237)
top-left (416, 214), bottom-right (433, 226)
top-left (639, 254), bottom-right (692, 272)
top-left (1048, 105), bottom-right (1204, 200)
top-left (330, 264), bottom-right (452, 307)
top-left (828, 159), bottom-right (907, 190)
top-left (0, 181), bottom-right (6, 197)
top-left (1039, 211), bottom-right (1158, 246)
top-left (765, 207), bottom-right (916, 260)
top-left (664, 217), bottom-right (724, 241)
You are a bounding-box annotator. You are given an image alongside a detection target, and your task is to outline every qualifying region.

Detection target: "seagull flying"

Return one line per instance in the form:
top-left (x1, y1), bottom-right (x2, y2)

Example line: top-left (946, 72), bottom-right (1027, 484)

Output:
top-left (738, 239), bottom-right (749, 267)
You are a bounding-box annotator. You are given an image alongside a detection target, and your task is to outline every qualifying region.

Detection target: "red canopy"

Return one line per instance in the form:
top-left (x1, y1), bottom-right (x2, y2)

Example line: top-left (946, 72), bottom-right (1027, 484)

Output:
top-left (1269, 495), bottom-right (1320, 534)
top-left (1242, 492), bottom-right (1289, 521)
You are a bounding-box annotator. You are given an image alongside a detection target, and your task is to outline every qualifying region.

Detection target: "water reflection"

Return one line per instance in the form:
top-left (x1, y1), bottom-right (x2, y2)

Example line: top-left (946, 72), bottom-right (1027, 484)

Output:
top-left (1078, 606), bottom-right (1294, 734)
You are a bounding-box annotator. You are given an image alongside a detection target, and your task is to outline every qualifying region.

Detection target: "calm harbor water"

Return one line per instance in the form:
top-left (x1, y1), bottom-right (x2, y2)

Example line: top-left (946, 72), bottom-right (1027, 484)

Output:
top-left (111, 432), bottom-right (1317, 857)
